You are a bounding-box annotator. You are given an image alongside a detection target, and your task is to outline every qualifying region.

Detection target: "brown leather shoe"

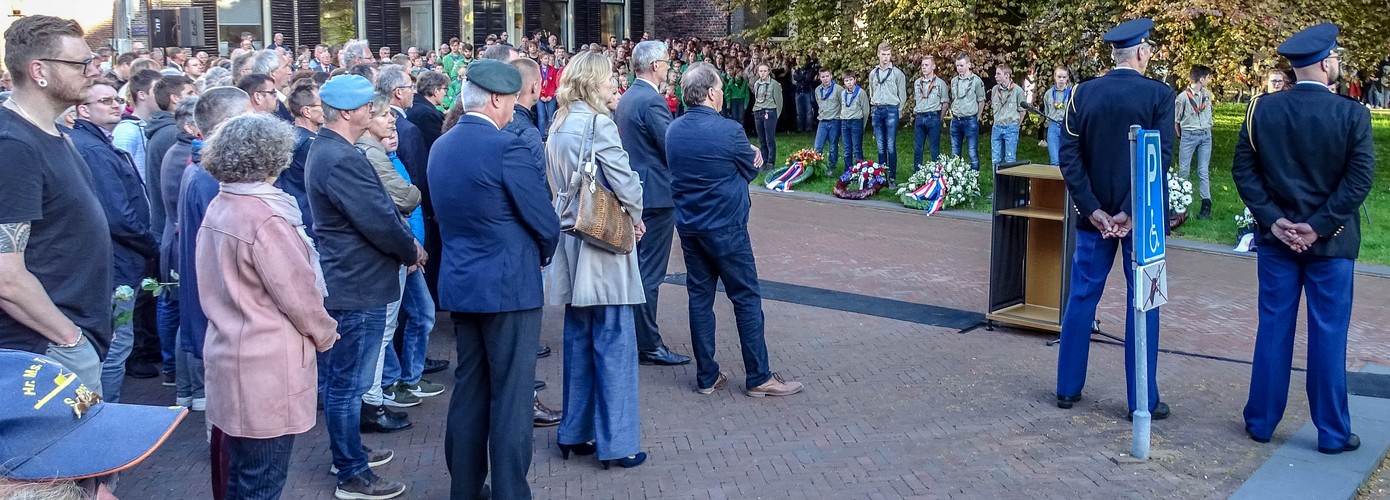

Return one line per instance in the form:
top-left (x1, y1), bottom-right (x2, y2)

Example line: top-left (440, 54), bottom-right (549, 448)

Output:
top-left (533, 397), bottom-right (561, 427)
top-left (746, 373), bottom-right (804, 397)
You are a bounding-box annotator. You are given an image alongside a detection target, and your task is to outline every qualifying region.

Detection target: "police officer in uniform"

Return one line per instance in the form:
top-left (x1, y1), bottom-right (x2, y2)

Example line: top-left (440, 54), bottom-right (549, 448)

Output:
top-left (1233, 23), bottom-right (1374, 455)
top-left (1055, 18), bottom-right (1174, 419)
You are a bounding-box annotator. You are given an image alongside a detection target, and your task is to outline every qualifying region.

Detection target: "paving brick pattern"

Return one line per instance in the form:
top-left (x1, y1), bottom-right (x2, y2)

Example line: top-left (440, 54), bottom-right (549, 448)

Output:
top-left (115, 193), bottom-right (1390, 499)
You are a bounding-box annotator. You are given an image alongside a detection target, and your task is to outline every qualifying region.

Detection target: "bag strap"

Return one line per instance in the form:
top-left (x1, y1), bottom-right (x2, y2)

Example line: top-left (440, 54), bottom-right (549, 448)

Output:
top-left (580, 114), bottom-right (598, 177)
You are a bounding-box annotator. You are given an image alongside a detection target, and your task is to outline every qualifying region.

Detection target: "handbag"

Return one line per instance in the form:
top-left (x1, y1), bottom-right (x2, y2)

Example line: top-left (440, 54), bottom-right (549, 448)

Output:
top-left (558, 115), bottom-right (635, 254)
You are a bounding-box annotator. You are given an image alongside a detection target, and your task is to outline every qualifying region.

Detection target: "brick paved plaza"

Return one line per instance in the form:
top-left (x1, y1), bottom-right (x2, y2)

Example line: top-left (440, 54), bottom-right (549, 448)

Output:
top-left (117, 193), bottom-right (1390, 499)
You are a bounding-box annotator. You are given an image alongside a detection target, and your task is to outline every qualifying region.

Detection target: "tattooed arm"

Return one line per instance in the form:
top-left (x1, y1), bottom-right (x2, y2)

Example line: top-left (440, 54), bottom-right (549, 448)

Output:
top-left (0, 222), bottom-right (83, 345)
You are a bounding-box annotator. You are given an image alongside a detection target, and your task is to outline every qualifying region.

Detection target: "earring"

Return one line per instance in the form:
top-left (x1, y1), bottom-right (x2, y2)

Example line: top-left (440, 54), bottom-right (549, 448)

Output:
top-left (37, 79), bottom-right (48, 88)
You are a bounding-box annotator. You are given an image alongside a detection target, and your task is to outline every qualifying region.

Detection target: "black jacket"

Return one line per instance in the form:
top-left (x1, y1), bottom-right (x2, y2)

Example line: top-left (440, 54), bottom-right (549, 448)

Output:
top-left (406, 94), bottom-right (445, 151)
top-left (306, 128), bottom-right (418, 310)
top-left (504, 104), bottom-right (546, 182)
top-left (1232, 83), bottom-right (1375, 259)
top-left (274, 126), bottom-right (317, 240)
top-left (70, 120), bottom-right (158, 287)
top-left (143, 110), bottom-right (177, 232)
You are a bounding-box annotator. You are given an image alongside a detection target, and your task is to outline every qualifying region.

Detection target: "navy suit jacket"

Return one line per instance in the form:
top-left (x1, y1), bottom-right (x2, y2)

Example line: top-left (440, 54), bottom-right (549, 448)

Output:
top-left (615, 78), bottom-right (675, 209)
top-left (1232, 83), bottom-right (1375, 259)
top-left (1059, 67), bottom-right (1174, 231)
top-left (429, 114), bottom-right (559, 313)
top-left (666, 106), bottom-right (759, 235)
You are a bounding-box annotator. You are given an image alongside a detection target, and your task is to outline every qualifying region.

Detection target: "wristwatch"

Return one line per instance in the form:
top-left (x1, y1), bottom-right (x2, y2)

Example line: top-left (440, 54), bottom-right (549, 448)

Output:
top-left (54, 327), bottom-right (85, 349)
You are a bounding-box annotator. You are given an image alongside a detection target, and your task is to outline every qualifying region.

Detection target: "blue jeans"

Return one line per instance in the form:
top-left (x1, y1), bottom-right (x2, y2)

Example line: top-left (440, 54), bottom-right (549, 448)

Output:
top-left (990, 123), bottom-right (1020, 167)
top-left (840, 119), bottom-right (864, 173)
top-left (679, 227), bottom-right (772, 390)
top-left (870, 105), bottom-right (900, 180)
top-left (385, 268), bottom-right (435, 385)
top-left (813, 120), bottom-right (841, 172)
top-left (324, 307), bottom-right (389, 483)
top-left (1244, 247), bottom-right (1354, 449)
top-left (1177, 129), bottom-right (1213, 199)
top-left (363, 268), bottom-right (406, 406)
top-left (794, 91), bottom-right (815, 132)
top-left (950, 115), bottom-right (981, 171)
top-left (728, 98), bottom-right (748, 128)
top-left (912, 111), bottom-right (942, 168)
top-left (1047, 121), bottom-right (1062, 165)
top-left (101, 293), bottom-right (136, 403)
top-left (157, 293), bottom-right (178, 375)
top-left (558, 305), bottom-right (640, 461)
top-left (537, 98), bottom-right (557, 140)
top-left (1056, 229), bottom-right (1161, 413)
top-left (753, 108), bottom-right (778, 165)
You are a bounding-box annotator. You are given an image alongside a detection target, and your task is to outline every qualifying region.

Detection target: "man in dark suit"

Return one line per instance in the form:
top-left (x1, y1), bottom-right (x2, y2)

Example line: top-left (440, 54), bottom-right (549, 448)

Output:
top-left (1234, 23), bottom-right (1375, 455)
top-left (1055, 18), bottom-right (1174, 420)
top-left (616, 40), bottom-right (692, 366)
top-left (667, 63), bottom-right (804, 398)
top-left (430, 60), bottom-right (559, 500)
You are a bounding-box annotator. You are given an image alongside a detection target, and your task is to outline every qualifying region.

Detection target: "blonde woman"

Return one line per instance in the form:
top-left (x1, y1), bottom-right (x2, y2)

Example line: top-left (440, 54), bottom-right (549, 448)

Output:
top-left (543, 51), bottom-right (648, 470)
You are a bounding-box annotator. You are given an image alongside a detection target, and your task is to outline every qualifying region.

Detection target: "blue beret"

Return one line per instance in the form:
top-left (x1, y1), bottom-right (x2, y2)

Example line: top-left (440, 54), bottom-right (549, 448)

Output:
top-left (1104, 18), bottom-right (1154, 49)
top-left (320, 74), bottom-right (375, 110)
top-left (466, 59), bottom-right (522, 95)
top-left (1279, 23), bottom-right (1340, 68)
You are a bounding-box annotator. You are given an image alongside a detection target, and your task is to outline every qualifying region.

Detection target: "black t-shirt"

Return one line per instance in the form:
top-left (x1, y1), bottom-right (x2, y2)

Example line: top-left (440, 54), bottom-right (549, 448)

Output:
top-left (0, 107), bottom-right (113, 357)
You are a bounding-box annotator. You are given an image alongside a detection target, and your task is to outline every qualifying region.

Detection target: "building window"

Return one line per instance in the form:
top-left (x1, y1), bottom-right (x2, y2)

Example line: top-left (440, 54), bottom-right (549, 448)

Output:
top-left (217, 0), bottom-right (264, 54)
top-left (321, 0), bottom-right (357, 46)
top-left (540, 0), bottom-right (568, 46)
top-left (600, 0), bottom-right (624, 43)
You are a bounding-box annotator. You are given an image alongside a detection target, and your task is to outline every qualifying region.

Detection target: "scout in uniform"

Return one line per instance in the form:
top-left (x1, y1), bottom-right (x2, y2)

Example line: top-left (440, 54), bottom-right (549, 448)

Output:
top-left (1042, 67), bottom-right (1073, 166)
top-left (949, 53), bottom-right (986, 171)
top-left (1234, 23), bottom-right (1375, 455)
top-left (912, 56), bottom-right (949, 168)
top-left (751, 63), bottom-right (784, 165)
top-left (1175, 65), bottom-right (1215, 219)
top-left (988, 63), bottom-right (1027, 169)
top-left (1055, 18), bottom-right (1175, 420)
top-left (868, 43), bottom-right (908, 185)
top-left (813, 68), bottom-right (844, 174)
top-left (838, 71), bottom-right (871, 173)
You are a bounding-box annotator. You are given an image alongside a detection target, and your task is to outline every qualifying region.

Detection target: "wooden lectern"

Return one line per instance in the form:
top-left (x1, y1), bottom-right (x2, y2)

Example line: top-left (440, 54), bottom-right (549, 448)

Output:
top-left (986, 164), bottom-right (1076, 332)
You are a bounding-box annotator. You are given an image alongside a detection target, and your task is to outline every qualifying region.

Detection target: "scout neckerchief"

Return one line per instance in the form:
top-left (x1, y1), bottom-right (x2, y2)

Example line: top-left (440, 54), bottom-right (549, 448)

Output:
top-left (819, 82), bottom-right (836, 101)
top-left (1185, 88), bottom-right (1208, 114)
top-left (843, 85), bottom-right (861, 107)
top-left (916, 77), bottom-right (938, 103)
top-left (994, 82), bottom-right (1015, 109)
top-left (541, 66), bottom-right (551, 82)
top-left (954, 74), bottom-right (976, 99)
top-left (1050, 85), bottom-right (1071, 110)
top-left (874, 66), bottom-right (894, 86)
top-left (756, 79), bottom-right (772, 102)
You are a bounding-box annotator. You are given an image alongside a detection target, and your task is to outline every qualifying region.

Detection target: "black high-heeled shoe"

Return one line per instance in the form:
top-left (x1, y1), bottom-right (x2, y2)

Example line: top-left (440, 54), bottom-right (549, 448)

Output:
top-left (600, 452), bottom-right (647, 470)
top-left (558, 442), bottom-right (596, 459)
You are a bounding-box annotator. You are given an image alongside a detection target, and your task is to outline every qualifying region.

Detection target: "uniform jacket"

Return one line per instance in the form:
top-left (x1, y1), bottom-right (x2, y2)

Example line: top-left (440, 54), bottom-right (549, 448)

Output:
top-left (1232, 83), bottom-right (1375, 259)
top-left (543, 102), bottom-right (645, 307)
top-left (197, 191), bottom-right (337, 439)
top-left (429, 114), bottom-right (560, 313)
top-left (666, 105), bottom-right (759, 235)
top-left (1059, 67), bottom-right (1175, 230)
top-left (305, 128), bottom-right (418, 310)
top-left (70, 120), bottom-right (158, 287)
top-left (614, 78), bottom-right (675, 209)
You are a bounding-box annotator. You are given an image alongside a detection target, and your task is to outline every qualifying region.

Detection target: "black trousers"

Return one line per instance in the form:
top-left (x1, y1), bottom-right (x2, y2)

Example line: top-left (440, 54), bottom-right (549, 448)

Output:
top-left (634, 207), bottom-right (675, 352)
top-left (224, 433), bottom-right (295, 500)
top-left (445, 309), bottom-right (541, 500)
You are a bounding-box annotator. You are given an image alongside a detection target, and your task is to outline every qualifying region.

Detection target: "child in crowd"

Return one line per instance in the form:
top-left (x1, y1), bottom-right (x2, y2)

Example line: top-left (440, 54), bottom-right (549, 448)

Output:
top-left (989, 63), bottom-right (1026, 169)
top-left (1042, 66), bottom-right (1072, 165)
top-left (949, 53), bottom-right (986, 171)
top-left (839, 70), bottom-right (870, 173)
top-left (814, 68), bottom-right (843, 174)
top-left (752, 62), bottom-right (784, 165)
top-left (663, 84), bottom-right (680, 114)
top-left (1175, 64), bottom-right (1215, 218)
top-left (725, 65), bottom-right (750, 124)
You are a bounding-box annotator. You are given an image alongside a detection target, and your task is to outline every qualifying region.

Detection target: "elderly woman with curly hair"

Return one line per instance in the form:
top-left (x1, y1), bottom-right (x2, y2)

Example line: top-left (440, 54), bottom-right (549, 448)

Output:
top-left (196, 113), bottom-right (339, 499)
top-left (544, 51), bottom-right (648, 470)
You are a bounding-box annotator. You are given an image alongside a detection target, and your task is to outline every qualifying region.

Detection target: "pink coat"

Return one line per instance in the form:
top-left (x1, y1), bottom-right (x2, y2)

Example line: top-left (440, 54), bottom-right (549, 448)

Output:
top-left (196, 192), bottom-right (338, 439)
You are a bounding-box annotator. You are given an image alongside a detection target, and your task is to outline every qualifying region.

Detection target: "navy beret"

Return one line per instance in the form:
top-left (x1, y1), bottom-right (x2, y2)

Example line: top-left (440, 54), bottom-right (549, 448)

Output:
top-left (1278, 23), bottom-right (1340, 68)
top-left (466, 59), bottom-right (522, 95)
top-left (1104, 18), bottom-right (1154, 49)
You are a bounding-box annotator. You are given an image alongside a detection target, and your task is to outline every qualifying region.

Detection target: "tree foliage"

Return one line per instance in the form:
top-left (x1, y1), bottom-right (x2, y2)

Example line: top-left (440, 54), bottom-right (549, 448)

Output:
top-left (736, 0), bottom-right (1390, 94)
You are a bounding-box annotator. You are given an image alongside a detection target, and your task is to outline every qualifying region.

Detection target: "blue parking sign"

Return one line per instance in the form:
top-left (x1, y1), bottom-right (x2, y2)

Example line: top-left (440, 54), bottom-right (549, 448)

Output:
top-left (1131, 128), bottom-right (1165, 265)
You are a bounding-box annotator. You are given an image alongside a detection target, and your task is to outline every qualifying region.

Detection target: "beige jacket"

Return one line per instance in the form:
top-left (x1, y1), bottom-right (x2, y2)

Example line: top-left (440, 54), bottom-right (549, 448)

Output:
top-left (356, 136), bottom-right (421, 214)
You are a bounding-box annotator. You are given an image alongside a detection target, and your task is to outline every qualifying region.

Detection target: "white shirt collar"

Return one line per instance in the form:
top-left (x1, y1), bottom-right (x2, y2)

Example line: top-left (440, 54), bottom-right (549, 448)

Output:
top-left (467, 111), bottom-right (500, 129)
top-left (636, 77), bottom-right (660, 91)
top-left (1110, 66), bottom-right (1139, 73)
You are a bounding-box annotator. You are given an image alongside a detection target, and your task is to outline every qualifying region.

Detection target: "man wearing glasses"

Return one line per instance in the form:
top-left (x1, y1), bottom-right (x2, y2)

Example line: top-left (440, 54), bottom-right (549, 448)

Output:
top-left (1055, 18), bottom-right (1175, 421)
top-left (236, 73), bottom-right (281, 115)
top-left (0, 16), bottom-right (112, 427)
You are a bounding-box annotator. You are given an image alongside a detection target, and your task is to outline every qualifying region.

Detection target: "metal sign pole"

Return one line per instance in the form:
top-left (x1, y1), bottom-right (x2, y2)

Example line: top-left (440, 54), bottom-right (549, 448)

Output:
top-left (1128, 124), bottom-right (1151, 460)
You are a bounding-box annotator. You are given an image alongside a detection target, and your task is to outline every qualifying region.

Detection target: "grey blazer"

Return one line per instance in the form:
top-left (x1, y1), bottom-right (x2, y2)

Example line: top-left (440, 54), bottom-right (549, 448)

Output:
top-left (542, 102), bottom-right (646, 307)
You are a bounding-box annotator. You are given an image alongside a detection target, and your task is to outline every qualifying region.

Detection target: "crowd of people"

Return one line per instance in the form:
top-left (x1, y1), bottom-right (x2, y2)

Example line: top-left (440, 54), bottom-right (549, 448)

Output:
top-left (0, 16), bottom-right (806, 500)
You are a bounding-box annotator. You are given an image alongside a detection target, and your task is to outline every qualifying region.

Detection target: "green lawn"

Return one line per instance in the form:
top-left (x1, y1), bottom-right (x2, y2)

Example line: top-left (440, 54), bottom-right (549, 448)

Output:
top-left (751, 105), bottom-right (1390, 265)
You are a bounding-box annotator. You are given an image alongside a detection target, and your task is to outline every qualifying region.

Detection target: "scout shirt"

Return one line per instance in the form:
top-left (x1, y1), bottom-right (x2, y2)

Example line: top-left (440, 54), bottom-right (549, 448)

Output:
top-left (1175, 86), bottom-right (1214, 131)
top-left (868, 65), bottom-right (908, 108)
top-left (950, 73), bottom-right (986, 117)
top-left (991, 82), bottom-right (1027, 125)
top-left (1042, 85), bottom-right (1071, 122)
top-left (752, 77), bottom-right (784, 117)
top-left (912, 75), bottom-right (948, 114)
top-left (839, 84), bottom-right (871, 121)
top-left (816, 82), bottom-right (843, 122)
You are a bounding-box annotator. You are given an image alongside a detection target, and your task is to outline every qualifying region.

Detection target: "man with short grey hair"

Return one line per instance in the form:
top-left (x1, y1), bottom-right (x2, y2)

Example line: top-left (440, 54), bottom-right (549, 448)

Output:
top-left (482, 43), bottom-right (520, 62)
top-left (249, 49), bottom-right (293, 122)
top-left (616, 40), bottom-right (691, 367)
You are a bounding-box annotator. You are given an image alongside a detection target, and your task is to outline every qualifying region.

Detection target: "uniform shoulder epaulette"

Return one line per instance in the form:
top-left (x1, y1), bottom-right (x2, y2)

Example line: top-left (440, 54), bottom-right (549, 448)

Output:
top-left (1334, 92), bottom-right (1359, 103)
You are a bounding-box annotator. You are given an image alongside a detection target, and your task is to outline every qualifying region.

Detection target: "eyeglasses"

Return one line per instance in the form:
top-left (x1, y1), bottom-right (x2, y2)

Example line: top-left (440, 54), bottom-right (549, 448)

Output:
top-left (39, 54), bottom-right (100, 70)
top-left (85, 96), bottom-right (127, 106)
top-left (395, 85), bottom-right (416, 91)
top-left (254, 90), bottom-right (278, 98)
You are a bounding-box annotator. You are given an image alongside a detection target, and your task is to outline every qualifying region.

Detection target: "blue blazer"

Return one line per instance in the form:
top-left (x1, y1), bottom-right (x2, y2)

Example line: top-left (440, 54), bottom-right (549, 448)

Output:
top-left (615, 79), bottom-right (676, 209)
top-left (429, 114), bottom-right (559, 313)
top-left (1058, 68), bottom-right (1174, 231)
top-left (666, 105), bottom-right (759, 235)
top-left (70, 120), bottom-right (158, 287)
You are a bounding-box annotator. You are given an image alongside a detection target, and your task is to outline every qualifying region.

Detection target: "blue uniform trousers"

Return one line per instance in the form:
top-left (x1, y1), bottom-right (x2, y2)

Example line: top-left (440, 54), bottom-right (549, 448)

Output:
top-left (680, 226), bottom-right (773, 391)
top-left (1243, 247), bottom-right (1354, 449)
top-left (1056, 229), bottom-right (1161, 412)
